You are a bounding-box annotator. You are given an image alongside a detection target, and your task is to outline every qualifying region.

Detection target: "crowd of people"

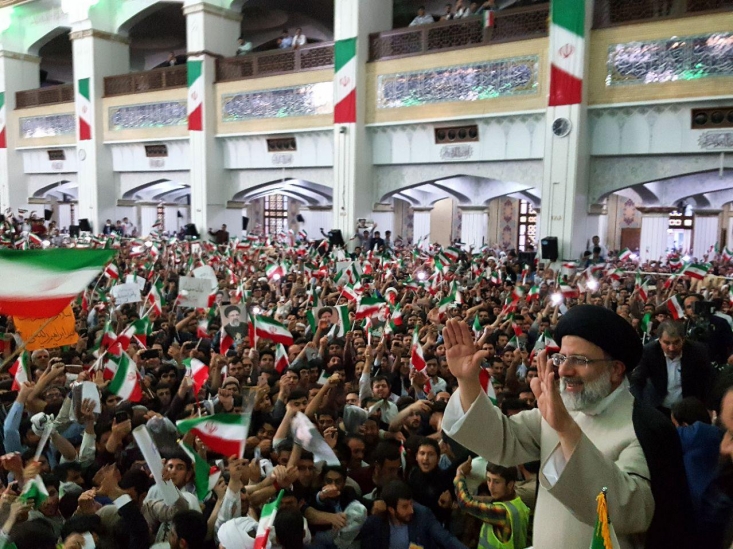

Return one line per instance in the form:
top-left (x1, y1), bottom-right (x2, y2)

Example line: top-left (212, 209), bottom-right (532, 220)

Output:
top-left (1, 208), bottom-right (733, 549)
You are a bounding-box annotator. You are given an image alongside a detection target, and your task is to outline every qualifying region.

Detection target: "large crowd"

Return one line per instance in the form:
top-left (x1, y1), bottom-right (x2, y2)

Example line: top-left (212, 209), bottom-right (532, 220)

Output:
top-left (1, 212), bottom-right (733, 549)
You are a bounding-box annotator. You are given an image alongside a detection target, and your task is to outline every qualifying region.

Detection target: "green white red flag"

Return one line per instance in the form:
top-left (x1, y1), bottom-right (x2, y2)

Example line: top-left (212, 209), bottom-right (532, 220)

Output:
top-left (0, 249), bottom-right (114, 318)
top-left (666, 295), bottom-right (685, 320)
top-left (187, 60), bottom-right (204, 131)
top-left (355, 296), bottom-right (386, 320)
top-left (250, 315), bottom-right (293, 346)
top-left (19, 474), bottom-right (48, 507)
top-left (10, 352), bottom-right (30, 391)
top-left (275, 343), bottom-right (289, 373)
top-left (179, 441), bottom-right (220, 501)
top-left (682, 263), bottom-right (710, 280)
top-left (77, 77), bottom-right (92, 140)
top-left (107, 351), bottom-right (142, 403)
top-left (177, 413), bottom-right (250, 458)
top-left (183, 357), bottom-right (209, 393)
top-left (548, 0), bottom-right (585, 106)
top-left (146, 281), bottom-right (165, 315)
top-left (334, 37), bottom-right (357, 124)
top-left (254, 490), bottom-right (284, 549)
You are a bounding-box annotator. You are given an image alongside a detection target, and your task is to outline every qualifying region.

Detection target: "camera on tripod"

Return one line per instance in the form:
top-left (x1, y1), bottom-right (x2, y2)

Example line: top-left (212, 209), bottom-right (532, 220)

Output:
top-left (687, 300), bottom-right (716, 343)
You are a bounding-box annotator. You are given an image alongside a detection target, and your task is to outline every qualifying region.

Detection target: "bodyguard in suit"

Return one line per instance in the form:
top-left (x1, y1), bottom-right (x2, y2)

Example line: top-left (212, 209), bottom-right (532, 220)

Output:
top-left (630, 320), bottom-right (713, 413)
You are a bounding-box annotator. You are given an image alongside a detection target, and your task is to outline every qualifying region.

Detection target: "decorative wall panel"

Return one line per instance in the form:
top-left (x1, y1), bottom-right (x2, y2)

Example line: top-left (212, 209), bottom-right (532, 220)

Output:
top-left (109, 101), bottom-right (187, 131)
top-left (607, 32), bottom-right (733, 87)
top-left (377, 56), bottom-right (540, 110)
top-left (222, 82), bottom-right (333, 122)
top-left (20, 114), bottom-right (75, 139)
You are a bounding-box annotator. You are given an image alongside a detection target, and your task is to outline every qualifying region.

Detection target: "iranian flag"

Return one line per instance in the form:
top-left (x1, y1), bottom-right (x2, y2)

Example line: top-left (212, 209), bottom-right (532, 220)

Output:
top-left (254, 490), bottom-right (284, 549)
top-left (683, 263), bottom-right (710, 280)
top-left (146, 281), bottom-right (165, 315)
top-left (666, 295), bottom-right (685, 320)
top-left (334, 37), bottom-right (357, 124)
top-left (183, 357), bottom-right (209, 393)
top-left (177, 413), bottom-right (250, 458)
top-left (251, 315), bottom-right (293, 346)
top-left (187, 60), bottom-right (204, 131)
top-left (219, 327), bottom-right (234, 355)
top-left (180, 441), bottom-right (220, 502)
top-left (355, 296), bottom-right (385, 320)
top-left (104, 263), bottom-right (119, 280)
top-left (77, 77), bottom-right (92, 140)
top-left (0, 92), bottom-right (6, 149)
top-left (618, 248), bottom-right (633, 262)
top-left (266, 263), bottom-right (286, 280)
top-left (528, 285), bottom-right (540, 300)
top-left (438, 291), bottom-right (456, 314)
top-left (0, 249), bottom-right (114, 318)
top-left (479, 368), bottom-right (497, 404)
top-left (275, 343), bottom-right (289, 373)
top-left (410, 327), bottom-right (426, 372)
top-left (19, 475), bottom-right (48, 507)
top-left (472, 314), bottom-right (482, 335)
top-left (342, 284), bottom-right (359, 302)
top-left (9, 352), bottom-right (30, 391)
top-left (548, 0), bottom-right (585, 107)
top-left (107, 352), bottom-right (142, 403)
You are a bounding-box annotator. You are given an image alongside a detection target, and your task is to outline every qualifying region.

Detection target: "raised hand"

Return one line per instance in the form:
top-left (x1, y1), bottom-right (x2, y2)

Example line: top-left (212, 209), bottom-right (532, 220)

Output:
top-left (443, 319), bottom-right (488, 383)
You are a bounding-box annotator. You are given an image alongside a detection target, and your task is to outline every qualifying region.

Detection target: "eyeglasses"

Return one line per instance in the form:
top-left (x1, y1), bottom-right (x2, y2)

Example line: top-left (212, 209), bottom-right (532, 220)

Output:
top-left (550, 354), bottom-right (613, 369)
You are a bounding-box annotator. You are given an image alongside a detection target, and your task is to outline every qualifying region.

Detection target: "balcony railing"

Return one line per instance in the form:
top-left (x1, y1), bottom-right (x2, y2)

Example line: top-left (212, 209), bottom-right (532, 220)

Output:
top-left (104, 65), bottom-right (188, 97)
top-left (594, 0), bottom-right (733, 28)
top-left (216, 42), bottom-right (334, 82)
top-left (16, 84), bottom-right (74, 109)
top-left (369, 6), bottom-right (550, 62)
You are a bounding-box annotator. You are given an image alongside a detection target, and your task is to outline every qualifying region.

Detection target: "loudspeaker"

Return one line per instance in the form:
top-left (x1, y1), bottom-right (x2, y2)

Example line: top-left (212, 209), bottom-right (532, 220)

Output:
top-left (242, 216), bottom-right (249, 231)
top-left (69, 225), bottom-right (80, 238)
top-left (540, 237), bottom-right (558, 262)
top-left (44, 209), bottom-right (53, 221)
top-left (296, 214), bottom-right (305, 223)
top-left (184, 223), bottom-right (199, 238)
top-left (78, 218), bottom-right (92, 232)
top-left (329, 229), bottom-right (345, 247)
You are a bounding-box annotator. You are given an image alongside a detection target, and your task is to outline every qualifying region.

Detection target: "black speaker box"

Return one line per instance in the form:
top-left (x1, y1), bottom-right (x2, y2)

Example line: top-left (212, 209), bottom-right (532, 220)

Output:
top-left (540, 237), bottom-right (558, 262)
top-left (78, 219), bottom-right (92, 232)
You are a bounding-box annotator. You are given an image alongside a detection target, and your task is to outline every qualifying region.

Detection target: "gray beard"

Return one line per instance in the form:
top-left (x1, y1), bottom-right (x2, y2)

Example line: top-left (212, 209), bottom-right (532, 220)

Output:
top-left (560, 367), bottom-right (614, 411)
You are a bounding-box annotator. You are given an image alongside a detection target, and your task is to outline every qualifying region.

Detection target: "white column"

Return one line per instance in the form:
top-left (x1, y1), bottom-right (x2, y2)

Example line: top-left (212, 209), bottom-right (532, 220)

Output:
top-left (71, 27), bottom-right (130, 232)
top-left (539, 0), bottom-right (594, 260)
top-left (413, 207), bottom-right (432, 245)
top-left (638, 207), bottom-right (673, 262)
top-left (0, 50), bottom-right (39, 212)
top-left (184, 0), bottom-right (241, 233)
top-left (692, 209), bottom-right (721, 259)
top-left (140, 204), bottom-right (158, 236)
top-left (332, 0), bottom-right (392, 240)
top-left (460, 206), bottom-right (488, 248)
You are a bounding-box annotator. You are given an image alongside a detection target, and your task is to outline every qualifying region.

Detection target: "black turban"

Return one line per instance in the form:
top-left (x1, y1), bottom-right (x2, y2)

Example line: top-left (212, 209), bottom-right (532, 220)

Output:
top-left (554, 305), bottom-right (642, 373)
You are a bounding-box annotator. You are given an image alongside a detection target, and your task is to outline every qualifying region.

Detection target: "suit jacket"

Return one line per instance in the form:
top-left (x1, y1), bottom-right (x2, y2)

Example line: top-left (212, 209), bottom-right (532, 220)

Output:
top-left (443, 379), bottom-right (692, 549)
top-left (359, 502), bottom-right (467, 549)
top-left (630, 339), bottom-right (712, 408)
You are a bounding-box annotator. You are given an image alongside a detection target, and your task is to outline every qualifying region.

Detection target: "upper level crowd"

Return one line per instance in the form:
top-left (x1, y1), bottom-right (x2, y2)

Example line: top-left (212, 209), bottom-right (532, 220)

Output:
top-left (0, 211), bottom-right (732, 549)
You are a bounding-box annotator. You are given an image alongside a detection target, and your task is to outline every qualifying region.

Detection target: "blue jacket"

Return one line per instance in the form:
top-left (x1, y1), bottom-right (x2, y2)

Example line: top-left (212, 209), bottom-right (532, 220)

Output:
top-left (359, 501), bottom-right (467, 549)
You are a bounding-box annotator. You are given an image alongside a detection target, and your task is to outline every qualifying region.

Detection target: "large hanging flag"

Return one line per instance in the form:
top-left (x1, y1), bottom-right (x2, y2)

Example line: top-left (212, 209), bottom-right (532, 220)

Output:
top-left (107, 352), bottom-right (142, 403)
top-left (254, 490), bottom-right (284, 549)
top-left (9, 352), bottom-right (30, 391)
top-left (250, 315), bottom-right (294, 346)
top-left (0, 249), bottom-right (114, 318)
top-left (183, 357), bottom-right (209, 393)
top-left (187, 60), bottom-right (204, 131)
top-left (548, 0), bottom-right (585, 107)
top-left (77, 77), bottom-right (92, 140)
top-left (334, 37), bottom-right (357, 124)
top-left (589, 488), bottom-right (620, 549)
top-left (177, 413), bottom-right (250, 458)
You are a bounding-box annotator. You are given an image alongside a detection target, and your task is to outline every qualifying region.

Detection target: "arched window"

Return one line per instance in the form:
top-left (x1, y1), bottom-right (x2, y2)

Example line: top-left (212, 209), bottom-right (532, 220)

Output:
top-left (264, 194), bottom-right (288, 235)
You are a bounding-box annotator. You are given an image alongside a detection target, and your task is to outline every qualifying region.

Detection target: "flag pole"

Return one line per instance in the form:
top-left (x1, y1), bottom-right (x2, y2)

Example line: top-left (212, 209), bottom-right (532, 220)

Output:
top-left (0, 315), bottom-right (58, 372)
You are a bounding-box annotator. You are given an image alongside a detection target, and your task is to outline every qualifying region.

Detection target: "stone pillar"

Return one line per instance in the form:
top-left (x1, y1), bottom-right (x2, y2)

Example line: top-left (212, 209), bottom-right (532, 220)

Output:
top-left (459, 206), bottom-right (488, 248)
top-left (184, 0), bottom-right (241, 233)
top-left (638, 207), bottom-right (674, 262)
top-left (0, 50), bottom-right (39, 212)
top-left (412, 207), bottom-right (432, 245)
top-left (692, 209), bottom-right (722, 259)
top-left (300, 205), bottom-right (333, 241)
top-left (332, 0), bottom-right (392, 240)
top-left (538, 0), bottom-right (594, 260)
top-left (71, 27), bottom-right (130, 231)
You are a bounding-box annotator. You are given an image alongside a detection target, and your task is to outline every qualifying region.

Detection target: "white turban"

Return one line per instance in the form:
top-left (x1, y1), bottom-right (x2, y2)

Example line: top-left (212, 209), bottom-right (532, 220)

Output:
top-left (218, 517), bottom-right (262, 549)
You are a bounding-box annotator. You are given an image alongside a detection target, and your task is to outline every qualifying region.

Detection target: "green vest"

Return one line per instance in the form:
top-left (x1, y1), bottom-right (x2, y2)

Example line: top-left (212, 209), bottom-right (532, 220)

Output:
top-left (478, 495), bottom-right (531, 549)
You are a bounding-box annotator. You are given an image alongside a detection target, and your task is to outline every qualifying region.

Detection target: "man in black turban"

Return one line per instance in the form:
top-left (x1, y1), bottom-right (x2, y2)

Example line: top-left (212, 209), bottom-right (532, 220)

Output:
top-left (439, 306), bottom-right (691, 549)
